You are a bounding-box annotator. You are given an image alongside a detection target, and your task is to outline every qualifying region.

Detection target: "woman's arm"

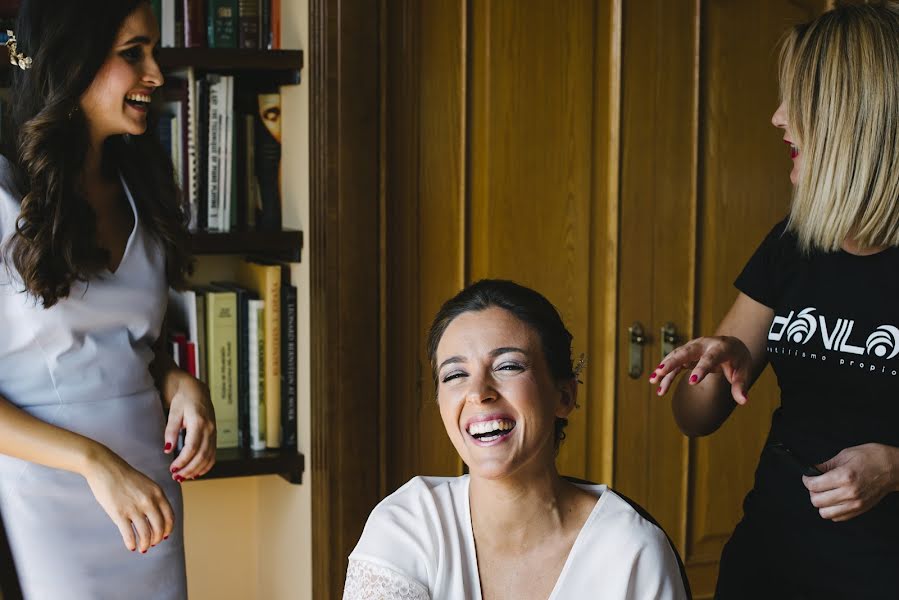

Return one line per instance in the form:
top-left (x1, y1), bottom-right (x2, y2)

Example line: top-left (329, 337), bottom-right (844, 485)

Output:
top-left (0, 394), bottom-right (174, 552)
top-left (651, 293), bottom-right (773, 436)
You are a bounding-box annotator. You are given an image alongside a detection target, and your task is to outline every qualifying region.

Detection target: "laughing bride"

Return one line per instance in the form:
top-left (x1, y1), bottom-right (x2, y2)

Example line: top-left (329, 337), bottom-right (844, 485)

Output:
top-left (343, 280), bottom-right (689, 600)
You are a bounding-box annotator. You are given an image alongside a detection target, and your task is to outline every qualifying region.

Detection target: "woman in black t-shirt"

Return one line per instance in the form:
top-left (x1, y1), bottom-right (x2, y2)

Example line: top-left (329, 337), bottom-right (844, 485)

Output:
top-left (650, 4), bottom-right (899, 598)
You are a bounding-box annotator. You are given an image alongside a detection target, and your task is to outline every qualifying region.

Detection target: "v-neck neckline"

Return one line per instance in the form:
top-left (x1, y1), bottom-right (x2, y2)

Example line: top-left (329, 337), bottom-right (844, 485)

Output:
top-left (104, 173), bottom-right (139, 277)
top-left (463, 475), bottom-right (608, 600)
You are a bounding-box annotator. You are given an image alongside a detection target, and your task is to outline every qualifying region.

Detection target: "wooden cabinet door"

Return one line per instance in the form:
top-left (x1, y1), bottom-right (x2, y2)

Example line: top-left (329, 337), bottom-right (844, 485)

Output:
top-left (614, 1), bottom-right (826, 597)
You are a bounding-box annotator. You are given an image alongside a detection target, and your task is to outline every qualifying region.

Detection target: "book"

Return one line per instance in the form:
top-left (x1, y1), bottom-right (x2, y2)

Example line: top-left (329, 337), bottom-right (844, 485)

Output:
top-left (281, 283), bottom-right (297, 448)
top-left (238, 0), bottom-right (259, 49)
top-left (161, 0), bottom-right (177, 47)
top-left (206, 74), bottom-right (224, 230)
top-left (235, 259), bottom-right (281, 448)
top-left (222, 76), bottom-right (235, 233)
top-left (248, 298), bottom-right (266, 451)
top-left (195, 77), bottom-right (209, 231)
top-left (260, 0), bottom-right (271, 49)
top-left (205, 287), bottom-right (239, 448)
top-left (208, 0), bottom-right (238, 48)
top-left (243, 114), bottom-right (259, 228)
top-left (271, 0), bottom-right (280, 49)
top-left (183, 0), bottom-right (207, 48)
top-left (255, 92), bottom-right (282, 230)
top-left (168, 288), bottom-right (203, 379)
top-left (150, 0), bottom-right (162, 25)
top-left (212, 282), bottom-right (257, 449)
top-left (174, 0), bottom-right (185, 48)
top-left (195, 289), bottom-right (207, 382)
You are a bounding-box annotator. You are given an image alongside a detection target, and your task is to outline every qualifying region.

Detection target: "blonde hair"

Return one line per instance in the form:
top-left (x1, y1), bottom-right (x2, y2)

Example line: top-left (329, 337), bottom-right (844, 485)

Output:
top-left (780, 2), bottom-right (899, 253)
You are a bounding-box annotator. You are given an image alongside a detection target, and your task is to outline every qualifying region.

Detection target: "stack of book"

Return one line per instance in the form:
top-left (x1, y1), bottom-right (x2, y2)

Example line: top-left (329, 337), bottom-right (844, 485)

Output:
top-left (153, 0), bottom-right (282, 50)
top-left (157, 67), bottom-right (282, 232)
top-left (167, 258), bottom-right (298, 451)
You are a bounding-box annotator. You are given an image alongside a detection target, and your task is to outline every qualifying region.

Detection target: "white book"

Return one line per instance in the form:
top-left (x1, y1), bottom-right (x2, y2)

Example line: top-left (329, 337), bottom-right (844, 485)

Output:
top-left (168, 288), bottom-right (200, 344)
top-left (186, 67), bottom-right (198, 230)
top-left (170, 340), bottom-right (181, 367)
top-left (207, 75), bottom-right (222, 231)
top-left (169, 112), bottom-right (184, 187)
top-left (248, 299), bottom-right (266, 451)
top-left (220, 76), bottom-right (235, 233)
top-left (161, 0), bottom-right (176, 48)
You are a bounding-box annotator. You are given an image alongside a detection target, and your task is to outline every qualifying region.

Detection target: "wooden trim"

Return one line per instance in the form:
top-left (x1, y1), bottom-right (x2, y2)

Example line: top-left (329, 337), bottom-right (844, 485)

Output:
top-left (309, 1), bottom-right (382, 597)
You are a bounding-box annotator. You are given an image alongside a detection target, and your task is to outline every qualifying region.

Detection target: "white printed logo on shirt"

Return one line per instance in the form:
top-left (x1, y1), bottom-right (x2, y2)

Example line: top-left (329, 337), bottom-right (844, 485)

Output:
top-left (768, 307), bottom-right (899, 374)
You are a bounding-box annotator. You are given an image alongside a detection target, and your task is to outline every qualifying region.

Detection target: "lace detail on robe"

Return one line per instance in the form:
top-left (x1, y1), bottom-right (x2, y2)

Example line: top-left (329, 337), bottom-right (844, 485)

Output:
top-left (343, 559), bottom-right (431, 600)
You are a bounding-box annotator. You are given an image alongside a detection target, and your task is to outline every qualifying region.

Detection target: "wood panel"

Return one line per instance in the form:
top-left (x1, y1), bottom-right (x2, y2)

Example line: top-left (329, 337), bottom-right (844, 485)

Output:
top-left (615, 0), bottom-right (699, 556)
top-left (309, 0), bottom-right (382, 597)
top-left (383, 0), bottom-right (468, 490)
top-left (468, 0), bottom-right (600, 478)
top-left (687, 1), bottom-right (828, 593)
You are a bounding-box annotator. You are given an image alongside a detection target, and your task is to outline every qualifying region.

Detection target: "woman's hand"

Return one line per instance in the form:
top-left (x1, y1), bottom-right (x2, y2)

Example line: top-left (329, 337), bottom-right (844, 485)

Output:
top-left (162, 371), bottom-right (216, 481)
top-left (83, 446), bottom-right (174, 553)
top-left (803, 443), bottom-right (899, 522)
top-left (649, 336), bottom-right (753, 404)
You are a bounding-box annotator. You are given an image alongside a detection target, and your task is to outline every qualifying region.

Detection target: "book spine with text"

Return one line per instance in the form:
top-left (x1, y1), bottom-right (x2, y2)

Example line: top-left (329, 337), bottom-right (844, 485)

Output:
top-left (281, 283), bottom-right (297, 448)
top-left (205, 289), bottom-right (239, 448)
top-left (206, 75), bottom-right (223, 230)
top-left (236, 260), bottom-right (281, 448)
top-left (238, 0), bottom-right (259, 49)
top-left (208, 0), bottom-right (237, 48)
top-left (248, 298), bottom-right (266, 451)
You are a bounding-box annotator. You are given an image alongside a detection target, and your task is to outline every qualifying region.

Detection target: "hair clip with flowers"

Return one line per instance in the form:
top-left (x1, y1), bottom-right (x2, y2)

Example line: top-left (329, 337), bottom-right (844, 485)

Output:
top-left (5, 30), bottom-right (32, 71)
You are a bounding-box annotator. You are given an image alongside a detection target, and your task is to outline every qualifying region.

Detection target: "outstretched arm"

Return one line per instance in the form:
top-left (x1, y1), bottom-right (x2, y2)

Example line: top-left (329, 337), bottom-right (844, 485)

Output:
top-left (650, 293), bottom-right (773, 436)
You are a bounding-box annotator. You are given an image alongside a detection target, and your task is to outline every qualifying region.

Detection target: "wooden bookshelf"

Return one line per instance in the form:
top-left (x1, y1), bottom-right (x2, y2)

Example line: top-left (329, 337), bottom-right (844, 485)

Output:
top-left (189, 229), bottom-right (303, 263)
top-left (201, 448), bottom-right (305, 484)
top-left (158, 48), bottom-right (304, 85)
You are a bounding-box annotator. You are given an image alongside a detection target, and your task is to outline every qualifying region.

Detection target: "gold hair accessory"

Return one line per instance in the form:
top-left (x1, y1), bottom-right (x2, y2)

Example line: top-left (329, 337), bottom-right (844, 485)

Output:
top-left (5, 30), bottom-right (32, 71)
top-left (573, 353), bottom-right (586, 383)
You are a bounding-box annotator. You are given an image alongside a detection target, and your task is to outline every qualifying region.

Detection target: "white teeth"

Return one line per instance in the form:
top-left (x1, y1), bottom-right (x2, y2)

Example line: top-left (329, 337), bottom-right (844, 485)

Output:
top-left (467, 419), bottom-right (515, 436)
top-left (125, 93), bottom-right (151, 103)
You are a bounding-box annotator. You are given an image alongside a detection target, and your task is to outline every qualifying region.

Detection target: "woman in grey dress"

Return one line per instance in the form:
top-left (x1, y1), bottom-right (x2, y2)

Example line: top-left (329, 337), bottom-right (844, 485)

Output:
top-left (0, 1), bottom-right (216, 598)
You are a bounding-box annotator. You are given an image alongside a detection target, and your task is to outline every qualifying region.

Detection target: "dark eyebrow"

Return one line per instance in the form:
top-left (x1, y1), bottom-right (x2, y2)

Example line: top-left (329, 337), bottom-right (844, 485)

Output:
top-left (490, 346), bottom-right (528, 358)
top-left (121, 35), bottom-right (153, 46)
top-left (437, 347), bottom-right (528, 372)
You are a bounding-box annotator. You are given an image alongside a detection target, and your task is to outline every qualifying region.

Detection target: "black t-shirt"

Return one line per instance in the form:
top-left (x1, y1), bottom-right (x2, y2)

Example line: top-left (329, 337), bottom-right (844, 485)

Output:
top-left (735, 219), bottom-right (899, 526)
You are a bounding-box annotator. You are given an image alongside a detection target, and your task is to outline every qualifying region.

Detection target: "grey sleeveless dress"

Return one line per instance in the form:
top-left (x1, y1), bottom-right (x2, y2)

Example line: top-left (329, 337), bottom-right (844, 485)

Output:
top-left (0, 158), bottom-right (187, 599)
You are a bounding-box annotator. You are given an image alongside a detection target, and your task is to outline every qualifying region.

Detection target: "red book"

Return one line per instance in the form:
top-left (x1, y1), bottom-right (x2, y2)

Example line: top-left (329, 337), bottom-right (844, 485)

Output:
top-left (172, 333), bottom-right (189, 369)
top-left (271, 0), bottom-right (280, 49)
top-left (184, 0), bottom-right (207, 48)
top-left (186, 341), bottom-right (198, 377)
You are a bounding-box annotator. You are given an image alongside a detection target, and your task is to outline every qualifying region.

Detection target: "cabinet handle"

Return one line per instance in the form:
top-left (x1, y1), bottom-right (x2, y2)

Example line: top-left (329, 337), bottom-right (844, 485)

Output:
top-left (661, 322), bottom-right (679, 359)
top-left (628, 322), bottom-right (648, 379)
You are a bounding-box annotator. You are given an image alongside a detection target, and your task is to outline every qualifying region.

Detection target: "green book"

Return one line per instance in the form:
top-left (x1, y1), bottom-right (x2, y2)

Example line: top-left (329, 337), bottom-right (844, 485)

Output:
top-left (208, 0), bottom-right (238, 48)
top-left (205, 288), bottom-right (239, 448)
top-left (150, 0), bottom-right (161, 25)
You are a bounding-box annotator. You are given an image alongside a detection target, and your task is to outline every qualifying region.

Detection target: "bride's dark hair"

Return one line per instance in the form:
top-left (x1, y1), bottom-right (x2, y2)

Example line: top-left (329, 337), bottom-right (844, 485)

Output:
top-left (2, 0), bottom-right (191, 307)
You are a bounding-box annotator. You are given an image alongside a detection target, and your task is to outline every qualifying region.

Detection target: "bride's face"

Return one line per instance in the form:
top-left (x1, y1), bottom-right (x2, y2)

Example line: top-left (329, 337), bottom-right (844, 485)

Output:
top-left (434, 307), bottom-right (575, 480)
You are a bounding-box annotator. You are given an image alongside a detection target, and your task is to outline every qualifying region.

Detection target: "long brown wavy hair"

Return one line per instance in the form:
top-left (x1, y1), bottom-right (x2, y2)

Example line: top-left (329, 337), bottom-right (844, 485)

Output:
top-left (1, 0), bottom-right (192, 308)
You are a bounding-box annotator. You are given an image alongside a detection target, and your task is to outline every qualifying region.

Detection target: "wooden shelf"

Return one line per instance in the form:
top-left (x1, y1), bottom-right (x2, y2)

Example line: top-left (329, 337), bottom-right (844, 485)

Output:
top-left (201, 447), bottom-right (304, 484)
top-left (189, 229), bottom-right (303, 262)
top-left (158, 48), bottom-right (304, 85)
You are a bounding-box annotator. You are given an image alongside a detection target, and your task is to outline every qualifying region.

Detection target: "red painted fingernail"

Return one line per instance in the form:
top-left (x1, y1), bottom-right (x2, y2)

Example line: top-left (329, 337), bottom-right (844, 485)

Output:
top-left (141, 550), bottom-right (147, 554)
top-left (171, 466), bottom-right (180, 473)
top-left (690, 374), bottom-right (698, 383)
top-left (164, 536), bottom-right (169, 540)
top-left (164, 442), bottom-right (172, 451)
top-left (658, 363), bottom-right (665, 369)
top-left (176, 475), bottom-right (185, 482)
top-left (657, 387), bottom-right (662, 394)
top-left (650, 371), bottom-right (657, 379)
